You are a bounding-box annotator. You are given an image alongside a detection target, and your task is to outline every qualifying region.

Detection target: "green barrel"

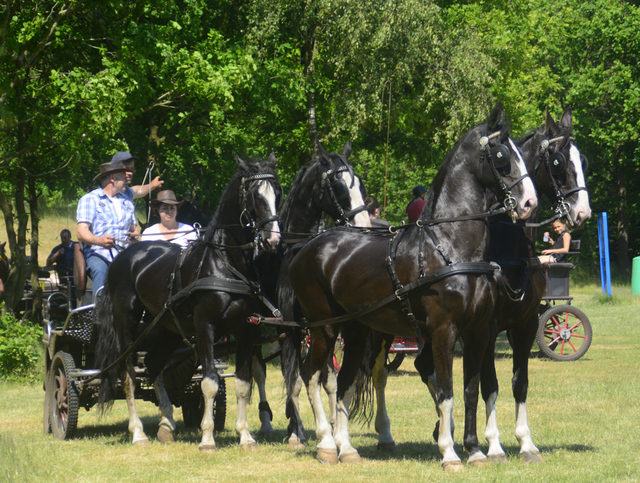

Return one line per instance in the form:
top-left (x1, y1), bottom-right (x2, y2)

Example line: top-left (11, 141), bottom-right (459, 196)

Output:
top-left (633, 257), bottom-right (640, 296)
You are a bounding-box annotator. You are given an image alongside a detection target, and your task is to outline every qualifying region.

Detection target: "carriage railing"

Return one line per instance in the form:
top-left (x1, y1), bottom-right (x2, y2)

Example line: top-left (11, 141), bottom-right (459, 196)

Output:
top-left (542, 239), bottom-right (581, 302)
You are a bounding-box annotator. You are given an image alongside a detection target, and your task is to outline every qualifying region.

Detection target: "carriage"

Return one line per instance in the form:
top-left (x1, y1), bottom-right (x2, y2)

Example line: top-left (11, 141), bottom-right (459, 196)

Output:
top-left (41, 278), bottom-right (230, 440)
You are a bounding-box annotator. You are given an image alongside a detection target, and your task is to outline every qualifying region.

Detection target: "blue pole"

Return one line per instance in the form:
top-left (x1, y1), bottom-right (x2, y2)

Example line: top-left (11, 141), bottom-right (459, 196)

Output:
top-left (597, 212), bottom-right (612, 297)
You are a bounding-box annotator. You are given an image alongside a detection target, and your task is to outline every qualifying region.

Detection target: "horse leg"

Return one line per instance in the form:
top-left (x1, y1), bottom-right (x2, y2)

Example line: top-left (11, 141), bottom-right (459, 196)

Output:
top-left (323, 346), bottom-right (338, 429)
top-left (122, 363), bottom-right (150, 446)
top-left (304, 326), bottom-right (339, 464)
top-left (371, 332), bottom-right (396, 452)
top-left (197, 321), bottom-right (219, 453)
top-left (480, 328), bottom-right (508, 463)
top-left (461, 329), bottom-right (491, 466)
top-left (418, 325), bottom-right (463, 472)
top-left (153, 372), bottom-right (176, 443)
top-left (235, 341), bottom-right (259, 450)
top-left (511, 322), bottom-right (543, 463)
top-left (281, 327), bottom-right (307, 449)
top-left (414, 343), bottom-right (447, 442)
top-left (251, 349), bottom-right (274, 436)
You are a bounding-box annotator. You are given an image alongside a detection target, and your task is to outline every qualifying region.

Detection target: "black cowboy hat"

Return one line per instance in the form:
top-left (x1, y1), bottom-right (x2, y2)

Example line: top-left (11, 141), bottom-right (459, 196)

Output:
top-left (93, 160), bottom-right (128, 182)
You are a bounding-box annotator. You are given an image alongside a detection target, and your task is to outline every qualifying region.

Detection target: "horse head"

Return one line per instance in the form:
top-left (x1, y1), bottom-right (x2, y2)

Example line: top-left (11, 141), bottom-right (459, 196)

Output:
top-left (315, 140), bottom-right (370, 227)
top-left (234, 153), bottom-right (283, 252)
top-left (476, 104), bottom-right (538, 220)
top-left (533, 108), bottom-right (592, 229)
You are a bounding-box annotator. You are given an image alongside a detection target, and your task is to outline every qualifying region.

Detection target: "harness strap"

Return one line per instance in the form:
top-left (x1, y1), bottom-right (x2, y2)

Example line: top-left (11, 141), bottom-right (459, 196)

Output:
top-left (299, 261), bottom-right (500, 329)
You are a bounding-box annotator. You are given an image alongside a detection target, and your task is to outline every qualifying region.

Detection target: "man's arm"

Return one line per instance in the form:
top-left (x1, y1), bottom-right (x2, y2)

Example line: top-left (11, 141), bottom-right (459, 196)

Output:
top-left (131, 176), bottom-right (163, 200)
top-left (77, 222), bottom-right (117, 249)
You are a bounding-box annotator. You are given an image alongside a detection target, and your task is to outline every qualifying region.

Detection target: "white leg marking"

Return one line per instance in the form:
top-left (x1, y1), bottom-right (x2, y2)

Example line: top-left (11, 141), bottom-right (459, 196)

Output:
top-left (484, 392), bottom-right (506, 459)
top-left (373, 349), bottom-right (395, 449)
top-left (438, 397), bottom-right (461, 465)
top-left (123, 370), bottom-right (148, 445)
top-left (199, 376), bottom-right (218, 450)
top-left (153, 373), bottom-right (176, 441)
top-left (308, 370), bottom-right (336, 452)
top-left (515, 402), bottom-right (540, 456)
top-left (234, 377), bottom-right (257, 448)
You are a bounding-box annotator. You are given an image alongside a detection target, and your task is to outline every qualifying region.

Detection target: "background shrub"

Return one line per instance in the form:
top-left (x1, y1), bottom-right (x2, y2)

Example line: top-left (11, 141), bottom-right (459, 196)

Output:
top-left (0, 304), bottom-right (42, 382)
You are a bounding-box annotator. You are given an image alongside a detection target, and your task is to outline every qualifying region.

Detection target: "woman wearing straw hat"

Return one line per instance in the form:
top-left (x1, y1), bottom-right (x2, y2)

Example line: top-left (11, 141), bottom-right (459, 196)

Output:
top-left (141, 190), bottom-right (198, 248)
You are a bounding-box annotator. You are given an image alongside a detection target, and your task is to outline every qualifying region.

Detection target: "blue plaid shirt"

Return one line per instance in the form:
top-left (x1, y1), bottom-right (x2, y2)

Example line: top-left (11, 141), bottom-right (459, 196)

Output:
top-left (77, 187), bottom-right (137, 262)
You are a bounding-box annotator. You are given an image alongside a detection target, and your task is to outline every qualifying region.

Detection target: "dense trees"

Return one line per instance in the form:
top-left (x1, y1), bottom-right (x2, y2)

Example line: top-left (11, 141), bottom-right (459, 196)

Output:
top-left (1, 0), bottom-right (638, 312)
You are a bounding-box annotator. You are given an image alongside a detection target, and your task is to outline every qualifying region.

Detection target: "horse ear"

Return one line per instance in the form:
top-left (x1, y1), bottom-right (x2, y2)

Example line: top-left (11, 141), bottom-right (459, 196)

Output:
top-left (545, 107), bottom-right (558, 135)
top-left (487, 103), bottom-right (505, 132)
top-left (342, 140), bottom-right (352, 159)
top-left (265, 152), bottom-right (277, 169)
top-left (559, 109), bottom-right (573, 133)
top-left (235, 153), bottom-right (248, 170)
top-left (317, 142), bottom-right (329, 165)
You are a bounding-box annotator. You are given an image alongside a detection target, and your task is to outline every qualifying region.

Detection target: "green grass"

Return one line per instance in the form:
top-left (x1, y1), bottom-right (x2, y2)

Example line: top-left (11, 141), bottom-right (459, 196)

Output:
top-left (1, 284), bottom-right (640, 482)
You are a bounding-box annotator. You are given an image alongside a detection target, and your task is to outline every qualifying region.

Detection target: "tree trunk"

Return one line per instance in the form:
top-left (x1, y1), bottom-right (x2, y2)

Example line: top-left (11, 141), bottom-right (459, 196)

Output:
top-left (303, 20), bottom-right (319, 165)
top-left (613, 147), bottom-right (630, 276)
top-left (28, 174), bottom-right (43, 324)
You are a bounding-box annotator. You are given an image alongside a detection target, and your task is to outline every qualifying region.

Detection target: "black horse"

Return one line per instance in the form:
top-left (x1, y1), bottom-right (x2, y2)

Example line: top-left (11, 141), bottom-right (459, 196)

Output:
top-left (286, 104), bottom-right (537, 467)
top-left (477, 108), bottom-right (591, 463)
top-left (360, 108), bottom-right (592, 466)
top-left (94, 154), bottom-right (282, 452)
top-left (248, 140), bottom-right (370, 437)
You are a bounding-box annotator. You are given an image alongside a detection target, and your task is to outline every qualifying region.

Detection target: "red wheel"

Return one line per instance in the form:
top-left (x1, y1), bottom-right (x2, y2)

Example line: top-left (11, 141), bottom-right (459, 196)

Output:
top-left (333, 337), bottom-right (344, 371)
top-left (49, 351), bottom-right (79, 439)
top-left (537, 305), bottom-right (592, 361)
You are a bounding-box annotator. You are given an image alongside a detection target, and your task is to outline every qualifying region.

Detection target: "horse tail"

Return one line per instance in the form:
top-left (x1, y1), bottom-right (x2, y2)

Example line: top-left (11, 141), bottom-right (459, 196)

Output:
top-left (93, 279), bottom-right (121, 410)
top-left (347, 328), bottom-right (375, 425)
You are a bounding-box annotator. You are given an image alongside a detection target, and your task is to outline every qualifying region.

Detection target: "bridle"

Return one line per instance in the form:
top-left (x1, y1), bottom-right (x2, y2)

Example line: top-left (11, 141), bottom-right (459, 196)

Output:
top-left (316, 155), bottom-right (367, 226)
top-left (238, 172), bottom-right (281, 252)
top-left (533, 135), bottom-right (588, 227)
top-left (480, 130), bottom-right (532, 217)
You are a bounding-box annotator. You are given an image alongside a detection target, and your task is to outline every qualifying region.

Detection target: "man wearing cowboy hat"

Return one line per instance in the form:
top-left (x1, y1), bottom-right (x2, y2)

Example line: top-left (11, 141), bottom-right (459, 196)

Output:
top-left (76, 160), bottom-right (139, 300)
top-left (110, 151), bottom-right (164, 200)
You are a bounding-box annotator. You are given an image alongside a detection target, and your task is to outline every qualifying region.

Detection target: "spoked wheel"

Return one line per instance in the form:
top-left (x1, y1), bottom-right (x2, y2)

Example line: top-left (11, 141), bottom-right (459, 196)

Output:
top-left (386, 352), bottom-right (405, 372)
top-left (182, 377), bottom-right (227, 432)
top-left (537, 304), bottom-right (592, 361)
top-left (49, 351), bottom-right (79, 439)
top-left (333, 337), bottom-right (344, 371)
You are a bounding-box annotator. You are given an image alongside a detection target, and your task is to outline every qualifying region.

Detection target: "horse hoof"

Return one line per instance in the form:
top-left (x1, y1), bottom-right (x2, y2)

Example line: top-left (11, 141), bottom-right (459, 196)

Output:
top-left (241, 441), bottom-right (259, 452)
top-left (441, 461), bottom-right (465, 472)
top-left (132, 438), bottom-right (150, 447)
top-left (489, 453), bottom-right (509, 464)
top-left (376, 441), bottom-right (397, 453)
top-left (199, 444), bottom-right (217, 454)
top-left (288, 439), bottom-right (305, 450)
top-left (468, 458), bottom-right (488, 467)
top-left (520, 451), bottom-right (543, 464)
top-left (339, 451), bottom-right (362, 464)
top-left (157, 426), bottom-right (175, 443)
top-left (317, 448), bottom-right (339, 465)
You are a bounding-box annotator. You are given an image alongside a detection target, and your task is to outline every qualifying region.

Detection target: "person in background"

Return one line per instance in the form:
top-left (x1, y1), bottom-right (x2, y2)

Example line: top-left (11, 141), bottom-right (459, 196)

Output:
top-left (406, 185), bottom-right (427, 223)
top-left (365, 196), bottom-right (390, 228)
top-left (141, 190), bottom-right (198, 248)
top-left (46, 229), bottom-right (76, 280)
top-left (77, 161), bottom-right (139, 301)
top-left (539, 218), bottom-right (572, 264)
top-left (109, 151), bottom-right (163, 200)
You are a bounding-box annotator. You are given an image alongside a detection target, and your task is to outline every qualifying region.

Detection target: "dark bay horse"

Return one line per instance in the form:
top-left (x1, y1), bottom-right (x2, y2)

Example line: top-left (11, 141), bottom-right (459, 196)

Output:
top-left (356, 109), bottom-right (592, 466)
top-left (477, 108), bottom-right (591, 463)
top-left (249, 140), bottom-right (370, 436)
top-left (94, 154), bottom-right (282, 451)
top-left (287, 104), bottom-right (537, 468)
top-left (270, 141), bottom-right (371, 448)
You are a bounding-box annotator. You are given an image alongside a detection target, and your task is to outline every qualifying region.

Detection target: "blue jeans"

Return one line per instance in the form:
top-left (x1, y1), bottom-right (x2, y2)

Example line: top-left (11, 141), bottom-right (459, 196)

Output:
top-left (85, 254), bottom-right (110, 303)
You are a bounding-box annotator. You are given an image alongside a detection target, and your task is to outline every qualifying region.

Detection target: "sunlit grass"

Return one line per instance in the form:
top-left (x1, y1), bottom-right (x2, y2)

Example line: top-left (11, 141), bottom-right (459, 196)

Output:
top-left (1, 283), bottom-right (640, 481)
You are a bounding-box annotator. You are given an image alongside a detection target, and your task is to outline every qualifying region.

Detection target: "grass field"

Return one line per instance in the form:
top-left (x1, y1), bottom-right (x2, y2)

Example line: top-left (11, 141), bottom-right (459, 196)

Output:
top-left (1, 284), bottom-right (639, 482)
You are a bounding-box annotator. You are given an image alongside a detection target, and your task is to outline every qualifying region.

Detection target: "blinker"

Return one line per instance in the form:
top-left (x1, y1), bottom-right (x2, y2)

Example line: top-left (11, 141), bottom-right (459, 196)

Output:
top-left (549, 152), bottom-right (566, 176)
top-left (490, 144), bottom-right (511, 169)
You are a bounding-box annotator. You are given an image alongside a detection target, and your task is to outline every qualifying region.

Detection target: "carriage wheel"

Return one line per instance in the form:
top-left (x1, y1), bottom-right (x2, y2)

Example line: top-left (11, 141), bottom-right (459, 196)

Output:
top-left (49, 351), bottom-right (79, 440)
top-left (182, 377), bottom-right (227, 432)
top-left (43, 368), bottom-right (52, 435)
top-left (332, 337), bottom-right (344, 371)
top-left (214, 377), bottom-right (226, 432)
top-left (386, 353), bottom-right (405, 372)
top-left (537, 305), bottom-right (592, 361)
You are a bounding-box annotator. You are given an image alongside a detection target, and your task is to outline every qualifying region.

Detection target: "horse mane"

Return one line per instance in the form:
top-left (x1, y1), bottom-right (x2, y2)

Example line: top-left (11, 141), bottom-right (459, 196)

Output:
top-left (202, 159), bottom-right (269, 244)
top-left (279, 162), bottom-right (311, 225)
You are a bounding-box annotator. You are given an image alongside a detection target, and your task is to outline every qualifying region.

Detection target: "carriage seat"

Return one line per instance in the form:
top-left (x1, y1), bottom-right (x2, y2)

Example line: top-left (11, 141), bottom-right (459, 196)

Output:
top-left (543, 239), bottom-right (581, 300)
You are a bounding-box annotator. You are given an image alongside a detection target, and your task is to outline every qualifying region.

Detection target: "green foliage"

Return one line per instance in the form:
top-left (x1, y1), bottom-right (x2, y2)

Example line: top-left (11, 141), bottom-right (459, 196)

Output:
top-left (0, 305), bottom-right (42, 381)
